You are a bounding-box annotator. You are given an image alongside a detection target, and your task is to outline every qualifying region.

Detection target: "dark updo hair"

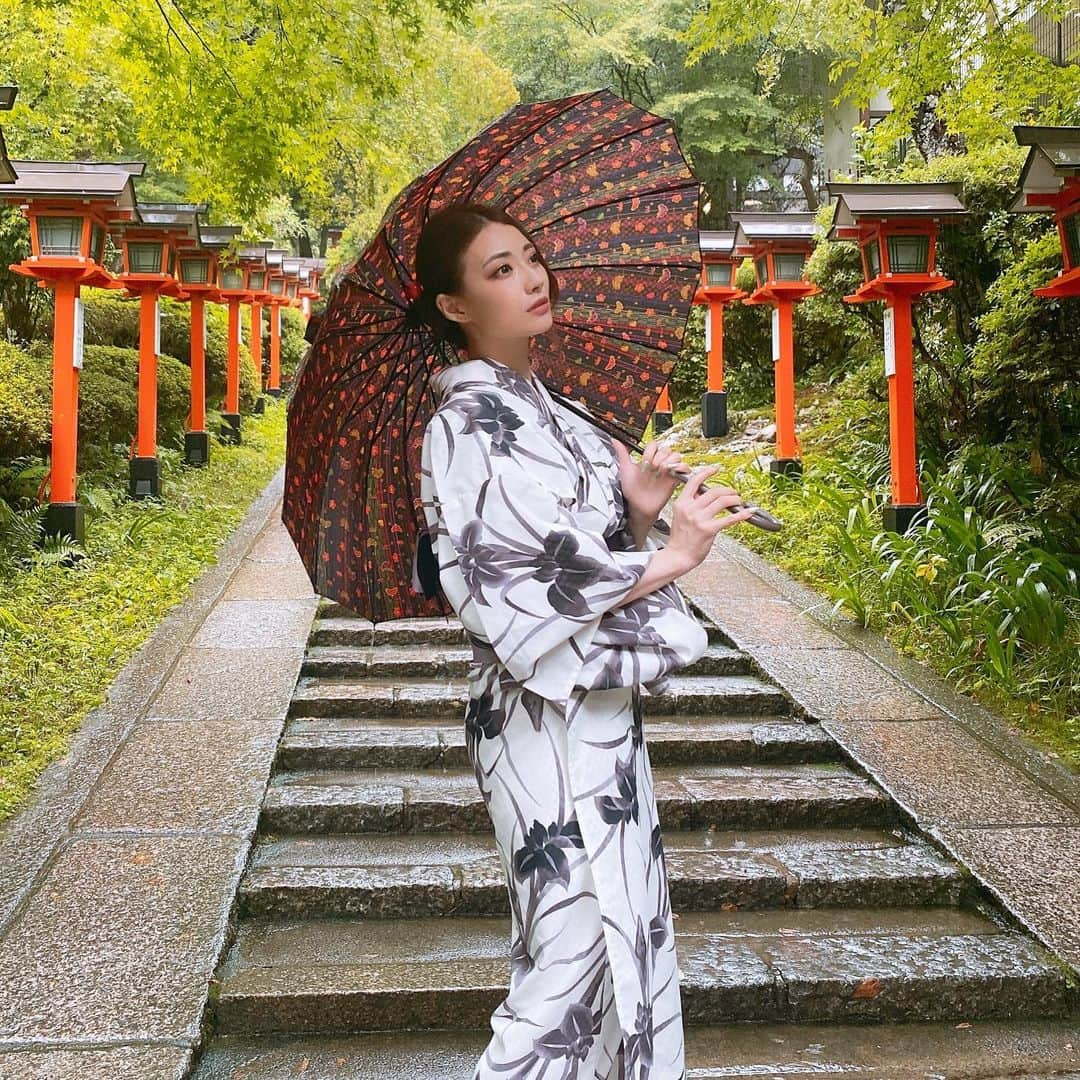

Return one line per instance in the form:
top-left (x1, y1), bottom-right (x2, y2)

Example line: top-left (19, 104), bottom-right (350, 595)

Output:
top-left (405, 202), bottom-right (560, 351)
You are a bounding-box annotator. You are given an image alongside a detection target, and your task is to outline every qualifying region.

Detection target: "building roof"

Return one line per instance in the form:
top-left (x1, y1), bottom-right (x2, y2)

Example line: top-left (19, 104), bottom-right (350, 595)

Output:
top-left (2, 160), bottom-right (144, 208)
top-left (826, 182), bottom-right (966, 225)
top-left (730, 212), bottom-right (817, 247)
top-left (0, 128), bottom-right (14, 184)
top-left (1011, 126), bottom-right (1080, 213)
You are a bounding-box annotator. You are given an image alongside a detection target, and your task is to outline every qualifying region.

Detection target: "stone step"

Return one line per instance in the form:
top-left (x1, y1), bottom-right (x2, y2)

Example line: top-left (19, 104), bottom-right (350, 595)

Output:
top-left (260, 763), bottom-right (895, 835)
top-left (301, 641), bottom-right (753, 679)
top-left (309, 613), bottom-right (736, 649)
top-left (193, 1019), bottom-right (1080, 1080)
top-left (212, 908), bottom-right (1073, 1034)
top-left (288, 674), bottom-right (791, 720)
top-left (277, 714), bottom-right (839, 771)
top-left (239, 828), bottom-right (966, 919)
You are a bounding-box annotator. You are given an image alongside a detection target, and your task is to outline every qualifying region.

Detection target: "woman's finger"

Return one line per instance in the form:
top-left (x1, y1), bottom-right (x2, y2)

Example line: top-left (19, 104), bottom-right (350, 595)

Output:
top-left (676, 464), bottom-right (718, 500)
top-left (711, 505), bottom-right (758, 532)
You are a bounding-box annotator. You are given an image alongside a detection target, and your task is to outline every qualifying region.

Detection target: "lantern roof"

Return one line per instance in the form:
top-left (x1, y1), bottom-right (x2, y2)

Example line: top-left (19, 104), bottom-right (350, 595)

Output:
top-left (199, 225), bottom-right (243, 250)
top-left (1011, 125), bottom-right (1080, 213)
top-left (730, 212), bottom-right (816, 248)
top-left (2, 159), bottom-right (144, 209)
top-left (115, 201), bottom-right (205, 245)
top-left (699, 230), bottom-right (737, 258)
top-left (266, 248), bottom-right (290, 270)
top-left (282, 256), bottom-right (301, 276)
top-left (0, 128), bottom-right (14, 185)
top-left (825, 182), bottom-right (966, 231)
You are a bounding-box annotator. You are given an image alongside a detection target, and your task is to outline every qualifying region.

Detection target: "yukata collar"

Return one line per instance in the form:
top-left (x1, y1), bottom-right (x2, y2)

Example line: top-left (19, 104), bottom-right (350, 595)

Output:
top-left (431, 354), bottom-right (549, 412)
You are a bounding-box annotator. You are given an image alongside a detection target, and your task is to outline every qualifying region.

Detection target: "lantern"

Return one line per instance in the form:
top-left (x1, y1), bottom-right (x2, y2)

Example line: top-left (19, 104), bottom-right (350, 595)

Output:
top-left (3, 160), bottom-right (143, 544)
top-left (1010, 126), bottom-right (1080, 297)
top-left (730, 211), bottom-right (819, 479)
top-left (826, 181), bottom-right (966, 533)
top-left (694, 230), bottom-right (747, 437)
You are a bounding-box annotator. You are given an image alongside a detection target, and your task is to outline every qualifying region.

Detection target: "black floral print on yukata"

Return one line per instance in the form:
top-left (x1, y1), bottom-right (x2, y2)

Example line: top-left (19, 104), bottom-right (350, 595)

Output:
top-left (537, 530), bottom-right (626, 617)
top-left (454, 391), bottom-right (524, 456)
top-left (534, 1001), bottom-right (598, 1063)
top-left (465, 689), bottom-right (507, 759)
top-left (513, 818), bottom-right (586, 889)
top-left (625, 1001), bottom-right (655, 1072)
top-left (596, 754), bottom-right (639, 826)
top-left (453, 520), bottom-right (509, 601)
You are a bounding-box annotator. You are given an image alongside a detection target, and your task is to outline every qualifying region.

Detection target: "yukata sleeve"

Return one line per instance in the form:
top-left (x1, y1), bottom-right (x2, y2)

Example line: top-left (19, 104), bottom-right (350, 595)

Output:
top-left (426, 406), bottom-right (655, 701)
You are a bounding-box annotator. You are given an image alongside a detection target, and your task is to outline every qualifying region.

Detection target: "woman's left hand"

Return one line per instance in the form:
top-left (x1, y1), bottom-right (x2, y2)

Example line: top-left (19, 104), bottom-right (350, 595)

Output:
top-left (612, 437), bottom-right (684, 526)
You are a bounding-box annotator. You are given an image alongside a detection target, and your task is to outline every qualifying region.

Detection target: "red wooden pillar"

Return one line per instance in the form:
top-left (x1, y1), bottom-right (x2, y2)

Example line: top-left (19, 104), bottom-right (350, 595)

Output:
top-left (268, 304), bottom-right (282, 396)
top-left (773, 298), bottom-right (800, 464)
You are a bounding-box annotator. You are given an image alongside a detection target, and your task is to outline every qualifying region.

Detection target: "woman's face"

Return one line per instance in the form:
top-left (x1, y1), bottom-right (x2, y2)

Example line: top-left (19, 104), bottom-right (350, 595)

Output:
top-left (435, 222), bottom-right (553, 342)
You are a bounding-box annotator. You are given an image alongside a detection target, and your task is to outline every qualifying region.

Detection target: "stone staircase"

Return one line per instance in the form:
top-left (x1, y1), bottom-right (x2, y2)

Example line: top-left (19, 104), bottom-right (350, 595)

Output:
top-left (193, 603), bottom-right (1080, 1078)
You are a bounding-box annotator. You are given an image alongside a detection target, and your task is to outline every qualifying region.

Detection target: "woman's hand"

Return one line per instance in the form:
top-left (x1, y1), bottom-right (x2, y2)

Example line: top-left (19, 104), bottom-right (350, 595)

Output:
top-left (612, 438), bottom-right (684, 538)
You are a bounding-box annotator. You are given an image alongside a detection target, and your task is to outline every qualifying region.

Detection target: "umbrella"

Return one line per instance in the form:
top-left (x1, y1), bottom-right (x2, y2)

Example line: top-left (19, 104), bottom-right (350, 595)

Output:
top-left (284, 85), bottom-right (703, 622)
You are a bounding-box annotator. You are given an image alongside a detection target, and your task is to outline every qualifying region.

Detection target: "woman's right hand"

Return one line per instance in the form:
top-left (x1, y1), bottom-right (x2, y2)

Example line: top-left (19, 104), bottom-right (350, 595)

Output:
top-left (666, 464), bottom-right (758, 572)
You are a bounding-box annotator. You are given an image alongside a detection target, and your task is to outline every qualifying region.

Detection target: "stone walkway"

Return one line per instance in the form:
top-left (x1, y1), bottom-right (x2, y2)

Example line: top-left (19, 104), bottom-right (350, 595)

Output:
top-left (0, 468), bottom-right (1077, 1078)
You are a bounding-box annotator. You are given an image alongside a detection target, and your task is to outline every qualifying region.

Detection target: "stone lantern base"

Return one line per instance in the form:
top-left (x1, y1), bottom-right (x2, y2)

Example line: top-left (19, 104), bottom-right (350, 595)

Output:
top-left (220, 413), bottom-right (243, 445)
top-left (129, 456), bottom-right (161, 500)
top-left (701, 391), bottom-right (728, 438)
top-left (184, 431), bottom-right (211, 467)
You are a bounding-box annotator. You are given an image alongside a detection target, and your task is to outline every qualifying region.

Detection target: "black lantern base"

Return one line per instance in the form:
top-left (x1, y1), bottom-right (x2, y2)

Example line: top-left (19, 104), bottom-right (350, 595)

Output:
top-left (129, 456), bottom-right (161, 500)
top-left (184, 431), bottom-right (211, 467)
top-left (701, 391), bottom-right (728, 438)
top-left (653, 410), bottom-right (673, 434)
top-left (883, 502), bottom-right (926, 534)
top-left (769, 457), bottom-right (803, 480)
top-left (42, 501), bottom-right (85, 548)
top-left (266, 387), bottom-right (283, 399)
top-left (253, 395), bottom-right (266, 415)
top-left (220, 413), bottom-right (243, 445)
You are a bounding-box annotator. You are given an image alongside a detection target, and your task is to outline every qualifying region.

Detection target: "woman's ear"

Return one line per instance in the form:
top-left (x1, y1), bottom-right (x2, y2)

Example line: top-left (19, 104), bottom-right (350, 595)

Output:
top-left (435, 292), bottom-right (467, 325)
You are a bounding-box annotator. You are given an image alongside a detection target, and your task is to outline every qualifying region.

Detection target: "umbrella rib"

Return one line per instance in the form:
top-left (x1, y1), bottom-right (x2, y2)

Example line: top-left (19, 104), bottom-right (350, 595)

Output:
top-left (459, 88), bottom-right (610, 205)
top-left (504, 114), bottom-right (673, 213)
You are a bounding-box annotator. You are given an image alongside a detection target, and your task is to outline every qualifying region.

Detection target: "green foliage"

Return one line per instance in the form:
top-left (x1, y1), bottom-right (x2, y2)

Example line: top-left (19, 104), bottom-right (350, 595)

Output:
top-left (0, 404), bottom-right (288, 821)
top-left (0, 343), bottom-right (50, 462)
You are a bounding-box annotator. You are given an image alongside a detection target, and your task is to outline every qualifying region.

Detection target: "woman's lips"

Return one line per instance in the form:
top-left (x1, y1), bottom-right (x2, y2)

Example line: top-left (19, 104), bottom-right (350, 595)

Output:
top-left (528, 298), bottom-right (550, 313)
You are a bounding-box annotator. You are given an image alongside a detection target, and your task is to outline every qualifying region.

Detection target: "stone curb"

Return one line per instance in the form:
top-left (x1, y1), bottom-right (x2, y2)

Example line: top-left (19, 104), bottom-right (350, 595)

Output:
top-left (0, 461), bottom-right (319, 1076)
top-left (679, 532), bottom-right (1080, 983)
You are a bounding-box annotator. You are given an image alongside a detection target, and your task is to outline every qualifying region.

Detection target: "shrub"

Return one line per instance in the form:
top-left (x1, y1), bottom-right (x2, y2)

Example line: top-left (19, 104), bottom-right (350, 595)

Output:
top-left (0, 343), bottom-right (50, 461)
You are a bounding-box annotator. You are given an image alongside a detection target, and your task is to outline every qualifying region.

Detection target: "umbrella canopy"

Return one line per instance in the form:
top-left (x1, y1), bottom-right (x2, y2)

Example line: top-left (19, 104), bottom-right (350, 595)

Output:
top-left (284, 86), bottom-right (702, 621)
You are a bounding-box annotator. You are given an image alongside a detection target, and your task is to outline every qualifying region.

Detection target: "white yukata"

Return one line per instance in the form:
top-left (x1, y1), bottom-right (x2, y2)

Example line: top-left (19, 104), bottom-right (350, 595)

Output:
top-left (419, 355), bottom-right (708, 1080)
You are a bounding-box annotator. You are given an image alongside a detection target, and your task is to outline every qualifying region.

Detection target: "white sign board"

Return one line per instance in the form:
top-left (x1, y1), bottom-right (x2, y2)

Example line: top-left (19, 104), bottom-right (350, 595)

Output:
top-left (236, 313), bottom-right (244, 346)
top-left (73, 297), bottom-right (85, 370)
top-left (154, 302), bottom-right (161, 356)
top-left (704, 311), bottom-right (711, 353)
top-left (883, 306), bottom-right (896, 378)
top-left (771, 307), bottom-right (781, 364)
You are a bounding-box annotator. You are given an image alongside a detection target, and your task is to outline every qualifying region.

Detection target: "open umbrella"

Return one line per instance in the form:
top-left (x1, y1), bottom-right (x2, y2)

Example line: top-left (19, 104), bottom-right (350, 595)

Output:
top-left (283, 86), bottom-right (702, 622)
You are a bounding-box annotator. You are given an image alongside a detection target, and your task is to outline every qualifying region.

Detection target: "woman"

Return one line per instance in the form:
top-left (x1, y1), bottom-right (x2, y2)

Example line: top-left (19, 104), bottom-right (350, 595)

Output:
top-left (411, 203), bottom-right (757, 1080)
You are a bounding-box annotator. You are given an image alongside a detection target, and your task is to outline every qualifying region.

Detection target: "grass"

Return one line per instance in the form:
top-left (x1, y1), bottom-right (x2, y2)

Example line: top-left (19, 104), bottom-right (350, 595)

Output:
top-left (664, 392), bottom-right (1080, 772)
top-left (0, 401), bottom-right (288, 822)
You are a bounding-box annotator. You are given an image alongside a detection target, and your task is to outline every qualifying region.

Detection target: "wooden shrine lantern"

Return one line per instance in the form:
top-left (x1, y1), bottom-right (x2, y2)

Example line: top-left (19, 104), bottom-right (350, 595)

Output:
top-left (201, 225), bottom-right (246, 443)
top-left (113, 203), bottom-right (200, 498)
top-left (239, 244), bottom-right (271, 414)
top-left (730, 211), bottom-right (819, 479)
top-left (3, 160), bottom-right (143, 544)
top-left (282, 257), bottom-right (301, 307)
top-left (826, 181), bottom-right (966, 533)
top-left (264, 249), bottom-right (290, 398)
top-left (694, 230), bottom-right (746, 437)
top-left (0, 84), bottom-right (17, 185)
top-left (1010, 126), bottom-right (1080, 298)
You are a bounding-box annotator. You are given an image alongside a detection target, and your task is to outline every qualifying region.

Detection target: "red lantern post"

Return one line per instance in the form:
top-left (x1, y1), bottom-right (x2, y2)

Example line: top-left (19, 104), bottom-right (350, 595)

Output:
top-left (3, 160), bottom-right (143, 542)
top-left (731, 212), bottom-right (819, 479)
top-left (1011, 126), bottom-right (1080, 298)
top-left (826, 182), bottom-right (966, 532)
top-left (240, 245), bottom-right (271, 415)
top-left (694, 230), bottom-right (746, 437)
top-left (200, 227), bottom-right (249, 444)
top-left (265, 249), bottom-right (290, 398)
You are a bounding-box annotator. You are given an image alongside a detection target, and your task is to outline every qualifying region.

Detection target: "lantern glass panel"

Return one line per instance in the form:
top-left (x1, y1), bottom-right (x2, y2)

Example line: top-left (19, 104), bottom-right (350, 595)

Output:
top-left (886, 233), bottom-right (930, 274)
top-left (38, 216), bottom-right (84, 257)
top-left (774, 252), bottom-right (806, 281)
top-left (128, 241), bottom-right (165, 274)
top-left (269, 277), bottom-right (285, 296)
top-left (220, 267), bottom-right (244, 291)
top-left (180, 257), bottom-right (210, 285)
top-left (248, 270), bottom-right (267, 290)
top-left (863, 240), bottom-right (881, 280)
top-left (286, 282), bottom-right (298, 298)
top-left (705, 264), bottom-right (728, 285)
top-left (91, 224), bottom-right (106, 264)
top-left (1063, 211), bottom-right (1080, 270)
top-left (754, 256), bottom-right (769, 286)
